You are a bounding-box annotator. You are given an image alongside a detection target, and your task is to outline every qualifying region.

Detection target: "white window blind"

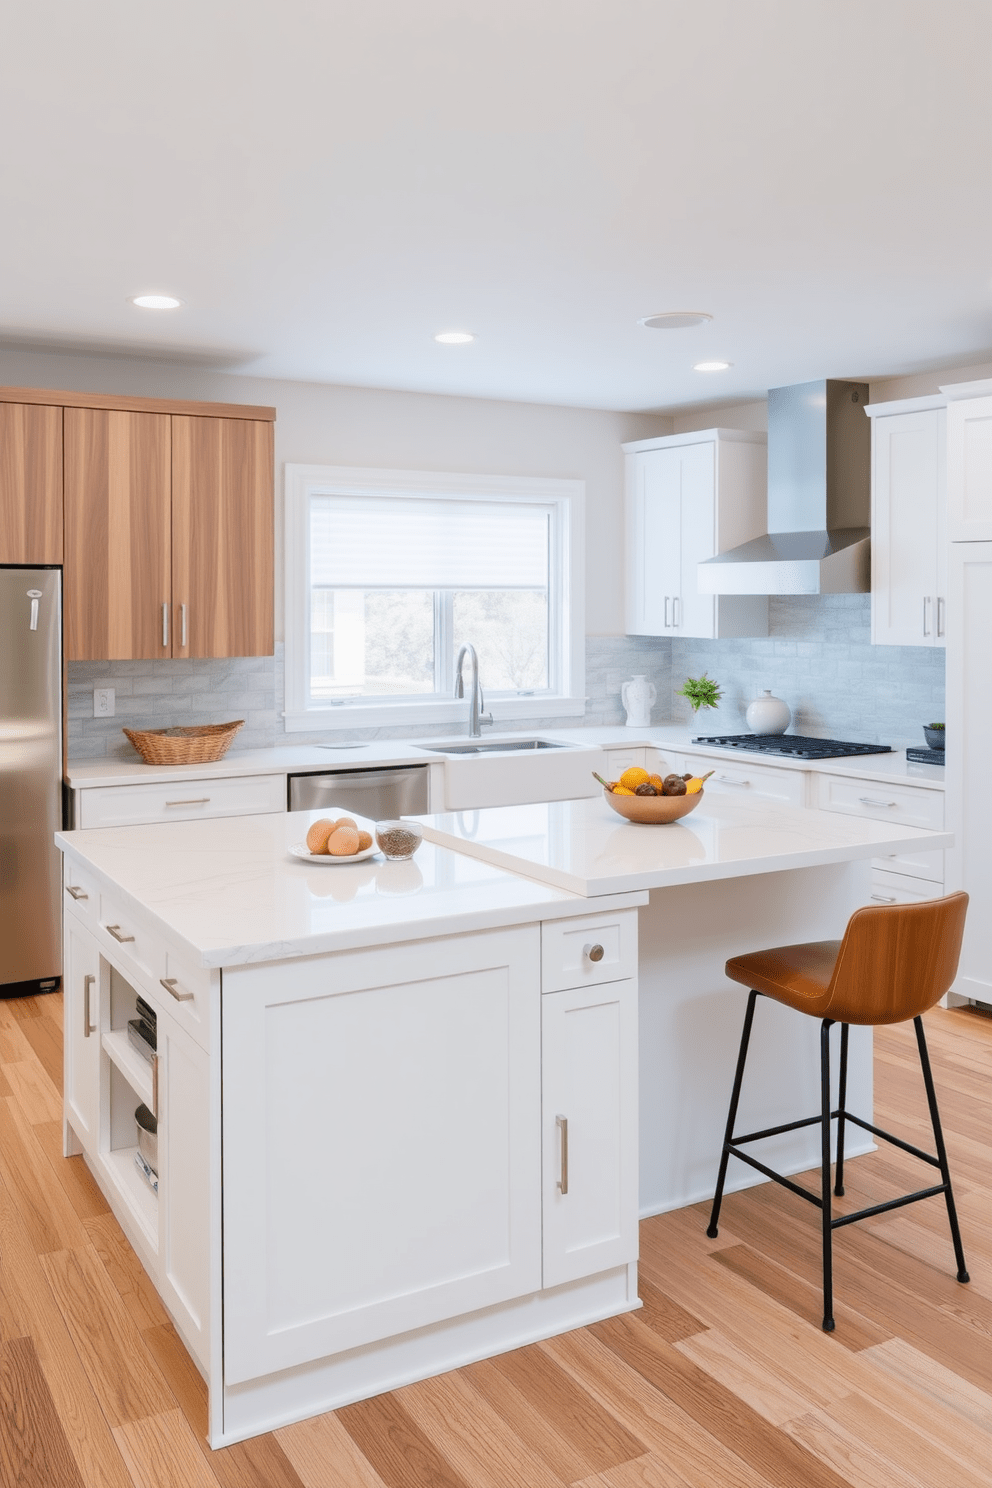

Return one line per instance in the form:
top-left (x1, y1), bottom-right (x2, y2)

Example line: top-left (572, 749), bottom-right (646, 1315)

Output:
top-left (310, 496), bottom-right (551, 590)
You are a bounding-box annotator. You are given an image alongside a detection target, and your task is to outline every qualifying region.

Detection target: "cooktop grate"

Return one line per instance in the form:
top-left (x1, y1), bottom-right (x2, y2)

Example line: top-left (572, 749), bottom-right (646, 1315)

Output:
top-left (692, 734), bottom-right (893, 760)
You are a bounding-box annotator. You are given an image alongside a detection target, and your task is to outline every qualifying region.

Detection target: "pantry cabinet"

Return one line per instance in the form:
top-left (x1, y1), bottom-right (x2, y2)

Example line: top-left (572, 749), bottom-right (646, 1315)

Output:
top-left (0, 401), bottom-right (63, 564)
top-left (623, 429), bottom-right (768, 640)
top-left (867, 396), bottom-right (947, 647)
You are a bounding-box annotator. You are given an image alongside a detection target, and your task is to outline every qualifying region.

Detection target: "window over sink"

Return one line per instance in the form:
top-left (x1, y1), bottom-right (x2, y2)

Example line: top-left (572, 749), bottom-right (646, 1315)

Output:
top-left (284, 465), bottom-right (584, 731)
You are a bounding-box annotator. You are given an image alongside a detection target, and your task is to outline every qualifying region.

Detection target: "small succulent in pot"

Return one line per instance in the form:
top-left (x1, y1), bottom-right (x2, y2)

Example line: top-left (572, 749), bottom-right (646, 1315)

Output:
top-left (923, 722), bottom-right (945, 751)
top-left (677, 673), bottom-right (723, 714)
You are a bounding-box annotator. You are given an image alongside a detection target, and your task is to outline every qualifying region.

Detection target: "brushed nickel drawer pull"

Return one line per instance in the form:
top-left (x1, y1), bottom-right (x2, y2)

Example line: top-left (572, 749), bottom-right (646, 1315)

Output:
top-left (152, 1052), bottom-right (160, 1121)
top-left (67, 885), bottom-right (88, 900)
top-left (859, 797), bottom-right (897, 808)
top-left (160, 976), bottom-right (195, 1003)
top-left (584, 943), bottom-right (605, 963)
top-left (83, 974), bottom-right (95, 1037)
top-left (106, 924), bottom-right (135, 943)
top-left (717, 774), bottom-right (751, 786)
top-left (871, 894), bottom-right (897, 904)
top-left (164, 798), bottom-right (210, 808)
top-left (556, 1114), bottom-right (569, 1194)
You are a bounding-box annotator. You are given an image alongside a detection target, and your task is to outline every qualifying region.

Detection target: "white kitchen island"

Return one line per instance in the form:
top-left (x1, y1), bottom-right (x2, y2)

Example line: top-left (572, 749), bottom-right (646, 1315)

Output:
top-left (56, 794), bottom-right (950, 1446)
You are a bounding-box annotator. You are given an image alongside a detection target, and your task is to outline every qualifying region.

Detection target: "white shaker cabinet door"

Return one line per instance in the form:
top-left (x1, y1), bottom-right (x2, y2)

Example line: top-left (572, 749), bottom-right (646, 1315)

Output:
top-left (946, 542), bottom-right (992, 1002)
top-left (63, 915), bottom-right (102, 1156)
top-left (871, 407), bottom-right (946, 646)
top-left (625, 449), bottom-right (681, 635)
top-left (947, 395), bottom-right (992, 542)
top-left (221, 926), bottom-right (543, 1386)
top-left (542, 978), bottom-right (638, 1289)
top-left (155, 1010), bottom-right (211, 1369)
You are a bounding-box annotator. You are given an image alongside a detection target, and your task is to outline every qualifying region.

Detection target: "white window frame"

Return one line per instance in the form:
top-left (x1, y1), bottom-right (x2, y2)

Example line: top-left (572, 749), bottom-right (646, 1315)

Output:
top-left (284, 464), bottom-right (585, 732)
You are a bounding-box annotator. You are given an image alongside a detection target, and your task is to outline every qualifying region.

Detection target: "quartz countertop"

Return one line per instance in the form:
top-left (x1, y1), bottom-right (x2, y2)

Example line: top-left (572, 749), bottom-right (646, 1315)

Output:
top-left (411, 794), bottom-right (953, 897)
top-left (55, 810), bottom-right (645, 967)
top-left (64, 725), bottom-right (945, 791)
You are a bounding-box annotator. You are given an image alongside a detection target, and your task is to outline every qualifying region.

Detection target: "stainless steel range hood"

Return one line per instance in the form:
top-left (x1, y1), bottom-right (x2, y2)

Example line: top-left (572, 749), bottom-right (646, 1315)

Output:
top-left (697, 379), bottom-right (870, 595)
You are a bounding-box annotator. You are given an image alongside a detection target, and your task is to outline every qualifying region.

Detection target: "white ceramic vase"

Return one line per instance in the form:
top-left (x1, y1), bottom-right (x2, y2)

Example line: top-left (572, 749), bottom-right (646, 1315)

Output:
top-left (621, 674), bottom-right (656, 728)
top-left (745, 689), bottom-right (791, 735)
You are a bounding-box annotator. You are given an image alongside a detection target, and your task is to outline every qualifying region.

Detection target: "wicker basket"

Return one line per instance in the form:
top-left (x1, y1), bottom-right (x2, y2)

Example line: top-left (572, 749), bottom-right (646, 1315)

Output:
top-left (123, 720), bottom-right (244, 766)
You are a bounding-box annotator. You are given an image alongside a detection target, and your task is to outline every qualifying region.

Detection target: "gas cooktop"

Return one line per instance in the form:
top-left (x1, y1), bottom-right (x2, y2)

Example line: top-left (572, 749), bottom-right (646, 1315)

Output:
top-left (692, 734), bottom-right (893, 761)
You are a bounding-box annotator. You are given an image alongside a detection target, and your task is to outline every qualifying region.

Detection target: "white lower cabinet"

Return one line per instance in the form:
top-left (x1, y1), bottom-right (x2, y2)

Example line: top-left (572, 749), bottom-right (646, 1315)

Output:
top-left (62, 906), bottom-right (212, 1370)
top-left (220, 927), bottom-right (544, 1384)
top-left (542, 978), bottom-right (638, 1288)
top-left (63, 916), bottom-right (101, 1153)
top-left (676, 751), bottom-right (805, 807)
top-left (869, 868), bottom-right (944, 907)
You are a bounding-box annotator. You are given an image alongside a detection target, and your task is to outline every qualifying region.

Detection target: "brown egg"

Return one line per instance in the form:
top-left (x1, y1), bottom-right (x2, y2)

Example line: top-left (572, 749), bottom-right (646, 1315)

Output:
top-left (333, 816), bottom-right (357, 831)
top-left (305, 818), bottom-right (336, 854)
top-left (326, 825), bottom-right (360, 856)
top-left (356, 830), bottom-right (373, 851)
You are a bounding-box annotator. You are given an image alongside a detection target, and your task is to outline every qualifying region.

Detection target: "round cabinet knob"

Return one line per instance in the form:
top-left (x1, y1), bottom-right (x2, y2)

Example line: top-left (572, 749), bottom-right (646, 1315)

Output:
top-left (584, 943), bottom-right (605, 963)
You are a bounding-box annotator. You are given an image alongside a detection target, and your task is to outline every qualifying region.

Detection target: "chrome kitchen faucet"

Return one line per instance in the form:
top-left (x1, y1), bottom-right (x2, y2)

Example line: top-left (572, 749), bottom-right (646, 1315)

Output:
top-left (454, 644), bottom-right (494, 738)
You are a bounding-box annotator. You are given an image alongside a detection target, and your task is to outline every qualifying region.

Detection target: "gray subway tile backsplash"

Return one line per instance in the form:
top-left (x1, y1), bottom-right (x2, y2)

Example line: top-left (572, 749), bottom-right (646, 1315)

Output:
top-left (67, 595), bottom-right (943, 761)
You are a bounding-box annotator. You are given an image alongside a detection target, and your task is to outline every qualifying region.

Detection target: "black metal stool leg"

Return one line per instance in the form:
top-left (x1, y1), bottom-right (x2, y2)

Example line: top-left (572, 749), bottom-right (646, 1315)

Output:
top-left (914, 1016), bottom-right (970, 1284)
top-left (834, 1022), bottom-right (849, 1197)
top-left (821, 1017), bottom-right (835, 1331)
top-left (707, 989), bottom-right (759, 1239)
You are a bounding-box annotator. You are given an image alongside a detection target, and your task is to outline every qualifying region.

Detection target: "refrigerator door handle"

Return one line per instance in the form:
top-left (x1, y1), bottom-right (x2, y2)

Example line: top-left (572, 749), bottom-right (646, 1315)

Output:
top-left (27, 589), bottom-right (42, 631)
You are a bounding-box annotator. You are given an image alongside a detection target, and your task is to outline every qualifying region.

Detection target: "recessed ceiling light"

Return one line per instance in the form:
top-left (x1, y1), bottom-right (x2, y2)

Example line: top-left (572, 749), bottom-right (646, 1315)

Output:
top-left (694, 360), bottom-right (732, 372)
top-left (434, 330), bottom-right (474, 345)
top-left (129, 294), bottom-right (183, 310)
top-left (640, 311), bottom-right (713, 330)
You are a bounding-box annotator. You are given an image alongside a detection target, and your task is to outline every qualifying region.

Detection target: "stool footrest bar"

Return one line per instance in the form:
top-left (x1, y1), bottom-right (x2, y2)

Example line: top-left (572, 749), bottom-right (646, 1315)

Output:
top-left (831, 1184), bottom-right (949, 1229)
top-left (841, 1112), bottom-right (942, 1168)
top-left (725, 1146), bottom-right (824, 1208)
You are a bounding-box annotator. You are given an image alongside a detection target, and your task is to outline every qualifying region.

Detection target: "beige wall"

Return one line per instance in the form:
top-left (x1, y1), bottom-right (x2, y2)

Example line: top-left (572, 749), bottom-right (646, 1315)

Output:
top-left (0, 346), bottom-right (669, 638)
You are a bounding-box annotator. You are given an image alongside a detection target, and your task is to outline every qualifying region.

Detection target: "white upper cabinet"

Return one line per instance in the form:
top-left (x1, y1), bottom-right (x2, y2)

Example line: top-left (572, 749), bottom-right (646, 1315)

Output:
top-left (946, 389), bottom-right (992, 542)
top-left (868, 397), bottom-right (947, 647)
top-left (624, 429), bottom-right (769, 640)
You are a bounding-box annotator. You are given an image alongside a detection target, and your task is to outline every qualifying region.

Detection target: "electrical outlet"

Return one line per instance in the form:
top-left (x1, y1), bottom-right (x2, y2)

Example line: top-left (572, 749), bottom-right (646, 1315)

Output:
top-left (93, 688), bottom-right (115, 718)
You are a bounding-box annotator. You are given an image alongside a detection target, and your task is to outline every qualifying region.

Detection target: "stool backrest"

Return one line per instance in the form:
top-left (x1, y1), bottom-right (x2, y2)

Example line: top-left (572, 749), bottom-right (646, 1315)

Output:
top-left (827, 891), bottom-right (969, 1025)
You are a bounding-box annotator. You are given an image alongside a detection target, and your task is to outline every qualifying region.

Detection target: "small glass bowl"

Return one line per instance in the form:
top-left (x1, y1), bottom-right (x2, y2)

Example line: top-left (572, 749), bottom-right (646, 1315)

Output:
top-left (374, 819), bottom-right (424, 861)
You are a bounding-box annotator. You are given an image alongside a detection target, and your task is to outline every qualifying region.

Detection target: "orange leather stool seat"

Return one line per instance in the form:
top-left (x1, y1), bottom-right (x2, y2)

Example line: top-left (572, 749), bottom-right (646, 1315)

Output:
top-left (707, 892), bottom-right (971, 1332)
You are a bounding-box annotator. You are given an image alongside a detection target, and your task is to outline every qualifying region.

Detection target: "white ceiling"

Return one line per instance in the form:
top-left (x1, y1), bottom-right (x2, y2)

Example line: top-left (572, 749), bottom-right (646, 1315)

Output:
top-left (3, 1), bottom-right (991, 412)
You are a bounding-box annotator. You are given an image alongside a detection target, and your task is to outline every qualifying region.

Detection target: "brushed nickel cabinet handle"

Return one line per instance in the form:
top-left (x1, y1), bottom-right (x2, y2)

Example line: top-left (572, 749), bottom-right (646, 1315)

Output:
top-left (152, 1052), bottom-right (160, 1121)
top-left (859, 797), bottom-right (897, 808)
top-left (67, 885), bottom-right (88, 900)
top-left (160, 976), bottom-right (194, 1003)
top-left (83, 974), bottom-right (95, 1037)
top-left (162, 602), bottom-right (169, 648)
top-left (106, 924), bottom-right (135, 943)
top-left (180, 602), bottom-right (188, 648)
top-left (584, 943), bottom-right (605, 963)
top-left (164, 798), bottom-right (210, 808)
top-left (871, 894), bottom-right (897, 904)
top-left (922, 595), bottom-right (931, 637)
top-left (556, 1114), bottom-right (569, 1194)
top-left (664, 596), bottom-right (670, 628)
top-left (717, 774), bottom-right (751, 786)
top-left (673, 595), bottom-right (680, 628)
top-left (937, 595), bottom-right (945, 637)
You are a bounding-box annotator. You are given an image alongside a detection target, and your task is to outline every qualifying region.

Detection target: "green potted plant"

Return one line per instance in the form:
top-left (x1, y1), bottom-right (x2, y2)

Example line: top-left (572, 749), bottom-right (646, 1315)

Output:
top-left (677, 673), bottom-right (723, 714)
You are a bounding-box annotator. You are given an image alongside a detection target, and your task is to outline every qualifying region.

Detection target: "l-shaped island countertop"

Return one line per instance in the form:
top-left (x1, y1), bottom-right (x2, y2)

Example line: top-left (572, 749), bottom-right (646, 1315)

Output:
top-left (56, 792), bottom-right (952, 966)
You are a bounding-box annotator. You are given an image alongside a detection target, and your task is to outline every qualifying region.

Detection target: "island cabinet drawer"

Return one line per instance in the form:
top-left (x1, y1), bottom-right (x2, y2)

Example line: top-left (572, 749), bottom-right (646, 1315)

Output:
top-left (94, 893), bottom-right (163, 988)
top-left (155, 950), bottom-right (213, 1052)
top-left (63, 860), bottom-right (100, 923)
top-left (542, 910), bottom-right (637, 993)
top-left (869, 869), bottom-right (945, 907)
top-left (814, 773), bottom-right (944, 831)
top-left (77, 773), bottom-right (286, 829)
top-left (679, 752), bottom-right (805, 807)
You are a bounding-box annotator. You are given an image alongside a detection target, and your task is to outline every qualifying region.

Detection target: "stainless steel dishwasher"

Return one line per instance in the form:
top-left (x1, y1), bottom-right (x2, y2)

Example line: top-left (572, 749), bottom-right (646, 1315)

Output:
top-left (288, 765), bottom-right (430, 820)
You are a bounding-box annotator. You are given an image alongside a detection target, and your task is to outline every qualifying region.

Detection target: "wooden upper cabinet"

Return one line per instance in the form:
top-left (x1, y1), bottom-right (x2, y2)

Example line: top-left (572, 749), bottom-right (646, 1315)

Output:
top-left (64, 408), bottom-right (172, 660)
top-left (0, 402), bottom-right (63, 564)
top-left (172, 416), bottom-right (274, 658)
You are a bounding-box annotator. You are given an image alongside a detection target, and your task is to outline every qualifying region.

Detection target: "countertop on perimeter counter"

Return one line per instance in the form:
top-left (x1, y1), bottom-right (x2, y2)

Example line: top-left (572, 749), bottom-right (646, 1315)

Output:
top-left (411, 793), bottom-right (953, 897)
top-left (64, 725), bottom-right (946, 791)
top-left (55, 810), bottom-right (645, 967)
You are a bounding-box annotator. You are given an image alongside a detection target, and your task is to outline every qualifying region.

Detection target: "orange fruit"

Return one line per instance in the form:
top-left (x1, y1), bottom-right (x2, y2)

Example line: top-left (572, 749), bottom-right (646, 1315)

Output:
top-left (619, 766), bottom-right (650, 789)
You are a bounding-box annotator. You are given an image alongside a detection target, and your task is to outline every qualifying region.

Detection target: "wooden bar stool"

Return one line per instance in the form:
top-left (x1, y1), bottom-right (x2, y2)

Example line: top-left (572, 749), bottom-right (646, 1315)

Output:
top-left (707, 891), bottom-right (971, 1332)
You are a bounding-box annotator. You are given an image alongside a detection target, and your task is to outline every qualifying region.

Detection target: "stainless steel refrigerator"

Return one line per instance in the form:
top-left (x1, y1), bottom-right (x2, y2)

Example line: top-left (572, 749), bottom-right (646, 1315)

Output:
top-left (0, 567), bottom-right (62, 995)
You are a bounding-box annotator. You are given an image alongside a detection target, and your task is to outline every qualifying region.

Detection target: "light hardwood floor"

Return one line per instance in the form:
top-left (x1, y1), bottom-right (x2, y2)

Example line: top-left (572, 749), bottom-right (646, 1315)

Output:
top-left (1, 991), bottom-right (990, 1487)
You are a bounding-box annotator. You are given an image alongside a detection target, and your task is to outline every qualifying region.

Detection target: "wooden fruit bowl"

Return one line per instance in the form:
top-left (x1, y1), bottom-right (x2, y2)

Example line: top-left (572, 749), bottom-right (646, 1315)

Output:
top-left (602, 787), bottom-right (703, 824)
